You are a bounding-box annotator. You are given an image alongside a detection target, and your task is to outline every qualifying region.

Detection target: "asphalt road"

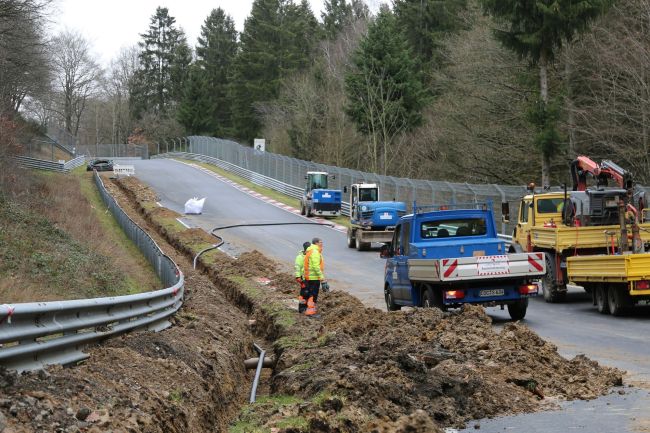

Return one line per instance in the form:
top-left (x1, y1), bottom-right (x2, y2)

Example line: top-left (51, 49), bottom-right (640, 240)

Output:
top-left (127, 158), bottom-right (650, 432)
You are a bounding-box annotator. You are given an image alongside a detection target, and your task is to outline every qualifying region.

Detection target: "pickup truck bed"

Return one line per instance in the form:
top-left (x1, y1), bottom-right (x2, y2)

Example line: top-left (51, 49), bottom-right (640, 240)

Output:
top-left (567, 253), bottom-right (650, 284)
top-left (409, 253), bottom-right (545, 282)
top-left (567, 252), bottom-right (650, 315)
top-left (529, 223), bottom-right (650, 252)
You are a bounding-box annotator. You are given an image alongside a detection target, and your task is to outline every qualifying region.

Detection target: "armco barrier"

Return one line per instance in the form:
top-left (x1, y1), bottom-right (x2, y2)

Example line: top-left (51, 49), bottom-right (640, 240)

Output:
top-left (0, 172), bottom-right (184, 372)
top-left (13, 155), bottom-right (86, 173)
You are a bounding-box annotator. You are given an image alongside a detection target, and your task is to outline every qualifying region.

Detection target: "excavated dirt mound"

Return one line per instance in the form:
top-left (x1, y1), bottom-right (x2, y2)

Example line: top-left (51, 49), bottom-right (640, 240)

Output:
top-left (270, 293), bottom-right (622, 429)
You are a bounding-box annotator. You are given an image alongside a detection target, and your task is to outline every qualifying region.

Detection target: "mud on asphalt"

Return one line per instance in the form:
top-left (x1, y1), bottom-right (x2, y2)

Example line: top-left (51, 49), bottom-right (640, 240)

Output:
top-left (0, 174), bottom-right (624, 432)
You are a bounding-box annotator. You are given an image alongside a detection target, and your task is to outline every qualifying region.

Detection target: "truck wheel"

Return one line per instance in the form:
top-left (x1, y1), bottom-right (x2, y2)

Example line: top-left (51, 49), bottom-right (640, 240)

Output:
top-left (346, 228), bottom-right (355, 248)
top-left (595, 284), bottom-right (610, 314)
top-left (607, 285), bottom-right (630, 316)
top-left (355, 230), bottom-right (370, 251)
top-left (507, 298), bottom-right (528, 321)
top-left (541, 253), bottom-right (566, 303)
top-left (385, 285), bottom-right (401, 311)
top-left (422, 286), bottom-right (445, 311)
top-left (306, 206), bottom-right (312, 217)
top-left (300, 202), bottom-right (306, 216)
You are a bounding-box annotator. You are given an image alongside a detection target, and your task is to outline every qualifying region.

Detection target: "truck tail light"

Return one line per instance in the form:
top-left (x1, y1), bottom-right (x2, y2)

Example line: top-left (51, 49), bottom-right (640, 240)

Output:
top-left (518, 284), bottom-right (538, 295)
top-left (445, 290), bottom-right (465, 300)
top-left (636, 280), bottom-right (650, 290)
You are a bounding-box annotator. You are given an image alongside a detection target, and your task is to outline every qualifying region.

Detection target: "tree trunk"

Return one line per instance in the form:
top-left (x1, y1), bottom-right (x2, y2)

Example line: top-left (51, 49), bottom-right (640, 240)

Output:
top-left (539, 52), bottom-right (550, 188)
top-left (565, 51), bottom-right (576, 158)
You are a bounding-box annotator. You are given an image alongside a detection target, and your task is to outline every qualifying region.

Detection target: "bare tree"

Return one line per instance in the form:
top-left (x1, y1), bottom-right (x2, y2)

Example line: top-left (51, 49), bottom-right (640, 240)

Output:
top-left (50, 29), bottom-right (102, 137)
top-left (0, 0), bottom-right (52, 116)
top-left (567, 0), bottom-right (650, 184)
top-left (104, 46), bottom-right (139, 144)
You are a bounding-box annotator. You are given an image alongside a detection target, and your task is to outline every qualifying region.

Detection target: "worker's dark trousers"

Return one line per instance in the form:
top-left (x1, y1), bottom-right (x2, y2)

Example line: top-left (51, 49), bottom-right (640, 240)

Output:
top-left (306, 280), bottom-right (321, 303)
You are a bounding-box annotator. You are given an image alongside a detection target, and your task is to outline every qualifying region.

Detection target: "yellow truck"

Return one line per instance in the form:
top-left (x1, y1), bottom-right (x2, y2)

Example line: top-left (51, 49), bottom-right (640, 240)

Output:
top-left (567, 252), bottom-right (650, 315)
top-left (506, 190), bottom-right (650, 302)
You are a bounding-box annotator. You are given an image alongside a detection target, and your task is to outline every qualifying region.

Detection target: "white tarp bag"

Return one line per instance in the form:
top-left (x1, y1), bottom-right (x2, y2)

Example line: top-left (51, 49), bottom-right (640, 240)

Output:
top-left (184, 197), bottom-right (206, 214)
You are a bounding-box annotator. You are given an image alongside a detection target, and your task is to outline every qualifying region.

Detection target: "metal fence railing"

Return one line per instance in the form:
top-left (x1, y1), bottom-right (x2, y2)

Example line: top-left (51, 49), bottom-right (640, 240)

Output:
top-left (46, 124), bottom-right (77, 156)
top-left (180, 137), bottom-right (534, 234)
top-left (77, 143), bottom-right (148, 159)
top-left (0, 172), bottom-right (184, 372)
top-left (13, 155), bottom-right (86, 173)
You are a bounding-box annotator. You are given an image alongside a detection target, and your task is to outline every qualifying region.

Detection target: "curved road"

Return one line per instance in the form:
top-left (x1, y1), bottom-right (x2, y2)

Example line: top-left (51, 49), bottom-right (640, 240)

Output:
top-left (128, 158), bottom-right (650, 432)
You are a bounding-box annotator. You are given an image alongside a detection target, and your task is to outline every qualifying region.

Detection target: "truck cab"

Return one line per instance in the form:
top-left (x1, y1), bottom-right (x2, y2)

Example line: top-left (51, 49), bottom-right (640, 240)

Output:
top-left (300, 172), bottom-right (342, 217)
top-left (382, 203), bottom-right (545, 320)
top-left (346, 183), bottom-right (406, 250)
top-left (512, 192), bottom-right (565, 248)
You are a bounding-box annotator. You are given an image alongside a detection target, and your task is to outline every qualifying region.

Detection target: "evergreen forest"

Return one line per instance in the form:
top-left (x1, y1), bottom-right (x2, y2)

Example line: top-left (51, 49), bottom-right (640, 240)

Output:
top-left (2, 0), bottom-right (650, 186)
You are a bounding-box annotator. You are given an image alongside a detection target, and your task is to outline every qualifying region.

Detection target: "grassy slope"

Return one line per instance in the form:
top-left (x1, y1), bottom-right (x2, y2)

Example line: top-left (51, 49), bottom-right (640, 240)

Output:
top-left (180, 159), bottom-right (351, 228)
top-left (0, 167), bottom-right (159, 302)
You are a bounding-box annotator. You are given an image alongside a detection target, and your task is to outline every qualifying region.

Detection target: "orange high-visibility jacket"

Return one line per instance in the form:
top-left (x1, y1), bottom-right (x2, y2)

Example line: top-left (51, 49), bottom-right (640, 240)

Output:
top-left (303, 244), bottom-right (324, 281)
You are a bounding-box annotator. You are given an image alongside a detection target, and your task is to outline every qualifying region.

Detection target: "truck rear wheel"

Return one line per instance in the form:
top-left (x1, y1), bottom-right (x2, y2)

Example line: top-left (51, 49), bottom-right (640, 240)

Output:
top-left (607, 285), bottom-right (630, 316)
top-left (595, 284), bottom-right (610, 314)
top-left (355, 230), bottom-right (370, 251)
top-left (385, 285), bottom-right (401, 311)
top-left (541, 253), bottom-right (566, 303)
top-left (346, 228), bottom-right (355, 248)
top-left (300, 202), bottom-right (306, 215)
top-left (422, 286), bottom-right (445, 310)
top-left (507, 299), bottom-right (528, 321)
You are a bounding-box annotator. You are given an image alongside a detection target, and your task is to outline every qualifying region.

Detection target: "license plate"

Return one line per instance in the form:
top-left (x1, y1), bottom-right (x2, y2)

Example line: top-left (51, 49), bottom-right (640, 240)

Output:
top-left (479, 289), bottom-right (505, 297)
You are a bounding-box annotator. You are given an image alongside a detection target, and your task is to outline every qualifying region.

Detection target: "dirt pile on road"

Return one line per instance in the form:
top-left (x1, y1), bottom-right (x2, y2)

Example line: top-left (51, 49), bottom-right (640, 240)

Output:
top-left (112, 173), bottom-right (623, 432)
top-left (269, 292), bottom-right (622, 430)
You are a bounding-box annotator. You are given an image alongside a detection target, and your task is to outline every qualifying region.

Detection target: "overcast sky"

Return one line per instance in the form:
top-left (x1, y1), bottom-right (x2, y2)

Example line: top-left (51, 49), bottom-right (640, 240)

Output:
top-left (51, 0), bottom-right (333, 66)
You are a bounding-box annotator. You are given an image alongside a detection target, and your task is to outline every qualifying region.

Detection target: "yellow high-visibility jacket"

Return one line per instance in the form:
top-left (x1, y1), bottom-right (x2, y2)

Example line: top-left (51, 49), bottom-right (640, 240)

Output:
top-left (294, 250), bottom-right (306, 278)
top-left (303, 244), bottom-right (324, 281)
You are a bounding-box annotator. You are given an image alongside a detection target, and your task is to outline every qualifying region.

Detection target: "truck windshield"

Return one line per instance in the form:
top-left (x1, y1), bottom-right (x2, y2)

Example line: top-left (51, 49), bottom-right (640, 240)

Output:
top-left (420, 218), bottom-right (487, 239)
top-left (536, 198), bottom-right (564, 214)
top-left (309, 174), bottom-right (328, 190)
top-left (359, 188), bottom-right (378, 202)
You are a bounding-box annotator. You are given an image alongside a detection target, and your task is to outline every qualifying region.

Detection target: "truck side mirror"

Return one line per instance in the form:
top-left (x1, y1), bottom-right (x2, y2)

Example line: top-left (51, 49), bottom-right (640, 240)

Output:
top-left (501, 202), bottom-right (510, 223)
top-left (304, 175), bottom-right (308, 180)
top-left (379, 244), bottom-right (392, 258)
top-left (343, 186), bottom-right (348, 193)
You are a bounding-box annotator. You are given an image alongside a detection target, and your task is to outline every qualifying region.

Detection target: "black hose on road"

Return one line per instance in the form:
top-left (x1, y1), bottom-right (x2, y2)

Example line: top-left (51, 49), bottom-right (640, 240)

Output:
top-left (192, 221), bottom-right (334, 268)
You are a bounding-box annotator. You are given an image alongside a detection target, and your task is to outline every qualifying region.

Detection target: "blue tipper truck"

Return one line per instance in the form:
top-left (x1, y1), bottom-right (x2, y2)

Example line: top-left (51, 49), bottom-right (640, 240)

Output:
top-left (380, 202), bottom-right (546, 320)
top-left (300, 171), bottom-right (342, 217)
top-left (345, 183), bottom-right (407, 251)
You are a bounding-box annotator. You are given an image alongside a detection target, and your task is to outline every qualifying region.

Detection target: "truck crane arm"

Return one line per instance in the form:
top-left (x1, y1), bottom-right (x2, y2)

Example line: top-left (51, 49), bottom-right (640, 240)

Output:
top-left (570, 156), bottom-right (633, 192)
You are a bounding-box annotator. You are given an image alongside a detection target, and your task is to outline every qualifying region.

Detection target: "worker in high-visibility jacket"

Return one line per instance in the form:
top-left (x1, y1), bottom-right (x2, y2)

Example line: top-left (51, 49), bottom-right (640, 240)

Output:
top-left (294, 241), bottom-right (311, 313)
top-left (303, 237), bottom-right (330, 316)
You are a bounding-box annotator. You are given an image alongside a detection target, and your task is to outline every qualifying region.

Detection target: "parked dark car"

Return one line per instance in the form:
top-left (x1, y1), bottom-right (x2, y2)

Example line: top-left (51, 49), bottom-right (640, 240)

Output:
top-left (86, 159), bottom-right (114, 172)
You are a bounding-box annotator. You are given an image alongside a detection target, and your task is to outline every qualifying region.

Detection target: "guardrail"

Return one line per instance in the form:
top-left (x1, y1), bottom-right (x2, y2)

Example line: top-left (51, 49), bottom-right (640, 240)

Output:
top-left (13, 155), bottom-right (86, 173)
top-left (0, 172), bottom-right (184, 372)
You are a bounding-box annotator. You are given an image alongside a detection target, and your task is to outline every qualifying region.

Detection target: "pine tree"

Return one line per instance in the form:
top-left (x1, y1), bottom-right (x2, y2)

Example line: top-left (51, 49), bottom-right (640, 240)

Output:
top-left (393, 0), bottom-right (467, 68)
top-left (177, 65), bottom-right (213, 134)
top-left (229, 0), bottom-right (318, 143)
top-left (345, 7), bottom-right (427, 174)
top-left (479, 0), bottom-right (612, 186)
top-left (322, 0), bottom-right (353, 39)
top-left (130, 7), bottom-right (189, 119)
top-left (195, 8), bottom-right (238, 137)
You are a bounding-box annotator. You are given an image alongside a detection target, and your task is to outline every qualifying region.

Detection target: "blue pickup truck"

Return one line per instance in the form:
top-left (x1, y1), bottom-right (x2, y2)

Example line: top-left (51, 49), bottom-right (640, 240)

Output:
top-left (380, 203), bottom-right (546, 320)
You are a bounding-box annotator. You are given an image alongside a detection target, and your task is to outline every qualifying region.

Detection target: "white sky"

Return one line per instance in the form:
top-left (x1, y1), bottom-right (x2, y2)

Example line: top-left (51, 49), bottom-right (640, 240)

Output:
top-left (51, 0), bottom-right (330, 66)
